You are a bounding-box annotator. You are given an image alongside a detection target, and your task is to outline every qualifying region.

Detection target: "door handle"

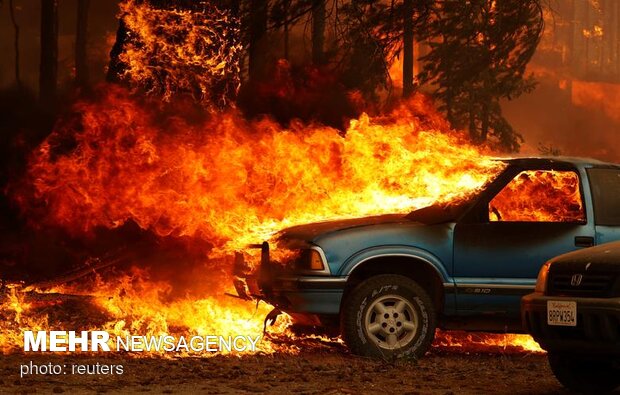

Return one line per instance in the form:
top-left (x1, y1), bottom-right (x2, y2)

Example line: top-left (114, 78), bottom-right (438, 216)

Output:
top-left (575, 236), bottom-right (594, 248)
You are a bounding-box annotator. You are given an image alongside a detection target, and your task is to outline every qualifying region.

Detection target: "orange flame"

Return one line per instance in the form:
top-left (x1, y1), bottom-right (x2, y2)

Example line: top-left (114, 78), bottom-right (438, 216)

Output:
top-left (115, 0), bottom-right (242, 108)
top-left (1, 86), bottom-right (516, 356)
top-left (1, 0), bottom-right (555, 354)
top-left (434, 330), bottom-right (542, 354)
top-left (21, 86), bottom-right (503, 257)
top-left (489, 170), bottom-right (584, 222)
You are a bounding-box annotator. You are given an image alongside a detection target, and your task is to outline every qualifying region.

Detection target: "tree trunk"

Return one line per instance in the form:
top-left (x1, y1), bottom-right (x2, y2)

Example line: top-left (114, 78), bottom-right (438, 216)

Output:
top-left (468, 90), bottom-right (477, 141)
top-left (600, 0), bottom-right (607, 76)
top-left (284, 22), bottom-right (290, 60)
top-left (402, 0), bottom-right (414, 97)
top-left (284, 0), bottom-right (291, 60)
top-left (611, 0), bottom-right (618, 79)
top-left (480, 99), bottom-right (490, 142)
top-left (584, 1), bottom-right (590, 76)
top-left (107, 16), bottom-right (129, 83)
top-left (40, 0), bottom-right (58, 106)
top-left (564, 0), bottom-right (575, 69)
top-left (311, 0), bottom-right (326, 65)
top-left (617, 0), bottom-right (620, 78)
top-left (446, 86), bottom-right (454, 126)
top-left (75, 0), bottom-right (90, 87)
top-left (9, 0), bottom-right (21, 87)
top-left (249, 0), bottom-right (268, 82)
top-left (571, 0), bottom-right (583, 76)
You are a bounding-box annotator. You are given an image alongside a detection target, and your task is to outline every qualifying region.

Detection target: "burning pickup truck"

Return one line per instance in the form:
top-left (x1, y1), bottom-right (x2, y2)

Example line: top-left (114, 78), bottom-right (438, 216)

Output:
top-left (234, 157), bottom-right (620, 358)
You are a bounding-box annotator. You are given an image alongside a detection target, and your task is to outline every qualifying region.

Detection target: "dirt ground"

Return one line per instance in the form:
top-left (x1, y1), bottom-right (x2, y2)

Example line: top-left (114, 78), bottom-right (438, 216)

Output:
top-left (2, 346), bottom-right (569, 395)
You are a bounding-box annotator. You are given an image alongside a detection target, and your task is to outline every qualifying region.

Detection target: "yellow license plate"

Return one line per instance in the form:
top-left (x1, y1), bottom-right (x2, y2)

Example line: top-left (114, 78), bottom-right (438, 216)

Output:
top-left (547, 300), bottom-right (577, 326)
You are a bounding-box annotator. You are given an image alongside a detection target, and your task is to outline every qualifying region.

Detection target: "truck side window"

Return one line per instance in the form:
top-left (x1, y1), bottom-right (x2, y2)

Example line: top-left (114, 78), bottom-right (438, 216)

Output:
top-left (587, 168), bottom-right (620, 226)
top-left (488, 170), bottom-right (585, 223)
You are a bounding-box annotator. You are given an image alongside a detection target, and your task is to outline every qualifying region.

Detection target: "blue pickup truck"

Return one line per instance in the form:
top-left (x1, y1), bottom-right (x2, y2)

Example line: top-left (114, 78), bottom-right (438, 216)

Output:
top-left (234, 157), bottom-right (620, 358)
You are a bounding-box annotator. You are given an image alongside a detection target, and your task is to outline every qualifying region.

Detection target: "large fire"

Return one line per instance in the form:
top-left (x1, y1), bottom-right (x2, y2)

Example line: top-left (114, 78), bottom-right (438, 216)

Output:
top-left (19, 87), bottom-right (504, 256)
top-left (0, 0), bottom-right (547, 357)
top-left (489, 170), bottom-right (584, 222)
top-left (1, 86), bottom-right (546, 356)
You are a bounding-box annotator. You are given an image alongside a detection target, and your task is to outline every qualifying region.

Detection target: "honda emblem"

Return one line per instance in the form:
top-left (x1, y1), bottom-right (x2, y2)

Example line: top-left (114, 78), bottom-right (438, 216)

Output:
top-left (570, 274), bottom-right (583, 287)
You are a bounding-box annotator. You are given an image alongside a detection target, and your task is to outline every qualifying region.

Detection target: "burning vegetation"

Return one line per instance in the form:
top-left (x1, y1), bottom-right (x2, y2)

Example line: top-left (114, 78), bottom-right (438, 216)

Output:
top-left (109, 0), bottom-right (242, 108)
top-left (19, 87), bottom-right (503, 255)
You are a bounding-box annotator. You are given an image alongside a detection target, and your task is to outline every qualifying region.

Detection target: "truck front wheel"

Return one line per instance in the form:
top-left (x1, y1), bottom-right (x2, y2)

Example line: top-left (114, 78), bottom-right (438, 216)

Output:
top-left (341, 274), bottom-right (436, 359)
top-left (548, 352), bottom-right (620, 393)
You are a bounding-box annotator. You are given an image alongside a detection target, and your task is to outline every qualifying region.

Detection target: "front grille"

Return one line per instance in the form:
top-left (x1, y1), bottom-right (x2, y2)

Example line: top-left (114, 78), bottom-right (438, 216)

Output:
top-left (548, 273), bottom-right (617, 297)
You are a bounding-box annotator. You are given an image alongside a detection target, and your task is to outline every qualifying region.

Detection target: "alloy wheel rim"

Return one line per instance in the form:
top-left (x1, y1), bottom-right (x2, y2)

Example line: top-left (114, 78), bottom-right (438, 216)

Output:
top-left (364, 294), bottom-right (418, 350)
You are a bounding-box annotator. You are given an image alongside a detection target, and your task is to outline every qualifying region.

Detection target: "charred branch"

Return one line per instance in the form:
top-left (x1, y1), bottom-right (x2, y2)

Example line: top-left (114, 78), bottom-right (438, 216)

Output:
top-left (23, 244), bottom-right (142, 291)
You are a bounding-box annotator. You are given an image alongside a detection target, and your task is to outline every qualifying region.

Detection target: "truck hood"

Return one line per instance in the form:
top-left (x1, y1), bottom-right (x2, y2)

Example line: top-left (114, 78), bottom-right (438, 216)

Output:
top-left (276, 214), bottom-right (409, 245)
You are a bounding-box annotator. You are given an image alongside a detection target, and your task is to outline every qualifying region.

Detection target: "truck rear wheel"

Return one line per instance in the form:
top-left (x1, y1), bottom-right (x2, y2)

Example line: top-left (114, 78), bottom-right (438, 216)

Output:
top-left (548, 353), bottom-right (620, 393)
top-left (341, 274), bottom-right (436, 359)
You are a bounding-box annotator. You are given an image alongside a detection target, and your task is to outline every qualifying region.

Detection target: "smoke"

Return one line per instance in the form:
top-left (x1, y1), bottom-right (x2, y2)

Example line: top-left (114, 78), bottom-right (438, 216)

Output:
top-left (502, 76), bottom-right (620, 162)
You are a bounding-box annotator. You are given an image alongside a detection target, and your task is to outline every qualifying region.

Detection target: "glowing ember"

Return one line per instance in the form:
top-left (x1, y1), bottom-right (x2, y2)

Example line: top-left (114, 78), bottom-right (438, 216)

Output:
top-left (582, 25), bottom-right (603, 39)
top-left (434, 330), bottom-right (543, 354)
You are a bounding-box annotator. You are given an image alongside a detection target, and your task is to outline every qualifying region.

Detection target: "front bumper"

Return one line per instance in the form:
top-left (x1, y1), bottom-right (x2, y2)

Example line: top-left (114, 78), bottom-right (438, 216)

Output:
top-left (522, 292), bottom-right (620, 355)
top-left (233, 242), bottom-right (345, 315)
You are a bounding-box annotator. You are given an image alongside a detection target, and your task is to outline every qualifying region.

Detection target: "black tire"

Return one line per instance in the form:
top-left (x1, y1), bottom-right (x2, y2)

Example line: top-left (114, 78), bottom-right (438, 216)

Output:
top-left (341, 274), bottom-right (436, 359)
top-left (548, 352), bottom-right (620, 393)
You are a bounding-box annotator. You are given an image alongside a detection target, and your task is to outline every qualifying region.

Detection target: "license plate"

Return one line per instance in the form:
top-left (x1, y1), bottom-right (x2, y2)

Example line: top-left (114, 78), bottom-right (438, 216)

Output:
top-left (547, 300), bottom-right (577, 326)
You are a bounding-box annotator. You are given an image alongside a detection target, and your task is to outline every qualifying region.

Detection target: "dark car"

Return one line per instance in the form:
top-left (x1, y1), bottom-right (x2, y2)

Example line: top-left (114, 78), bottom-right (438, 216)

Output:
top-left (522, 241), bottom-right (620, 393)
top-left (235, 157), bottom-right (620, 358)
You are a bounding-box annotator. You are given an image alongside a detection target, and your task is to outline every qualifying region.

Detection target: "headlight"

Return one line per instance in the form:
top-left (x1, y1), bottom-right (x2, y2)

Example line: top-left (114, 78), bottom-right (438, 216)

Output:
top-left (294, 248), bottom-right (327, 272)
top-left (534, 261), bottom-right (552, 293)
top-left (309, 250), bottom-right (324, 270)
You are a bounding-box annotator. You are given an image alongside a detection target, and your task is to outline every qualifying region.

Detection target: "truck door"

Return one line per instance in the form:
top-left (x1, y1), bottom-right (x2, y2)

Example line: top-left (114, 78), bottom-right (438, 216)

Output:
top-left (453, 168), bottom-right (595, 317)
top-left (586, 168), bottom-right (620, 244)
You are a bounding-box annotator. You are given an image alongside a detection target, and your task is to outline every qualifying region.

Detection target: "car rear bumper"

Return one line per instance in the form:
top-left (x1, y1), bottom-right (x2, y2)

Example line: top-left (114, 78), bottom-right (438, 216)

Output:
top-left (522, 292), bottom-right (620, 355)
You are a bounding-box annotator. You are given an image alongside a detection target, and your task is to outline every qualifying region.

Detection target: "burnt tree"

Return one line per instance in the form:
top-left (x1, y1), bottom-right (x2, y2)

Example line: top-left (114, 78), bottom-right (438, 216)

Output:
top-left (40, 0), bottom-right (58, 106)
top-left (249, 0), bottom-right (269, 81)
top-left (283, 0), bottom-right (291, 59)
top-left (312, 0), bottom-right (326, 65)
top-left (75, 0), bottom-right (90, 87)
top-left (402, 0), bottom-right (414, 97)
top-left (9, 0), bottom-right (21, 87)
